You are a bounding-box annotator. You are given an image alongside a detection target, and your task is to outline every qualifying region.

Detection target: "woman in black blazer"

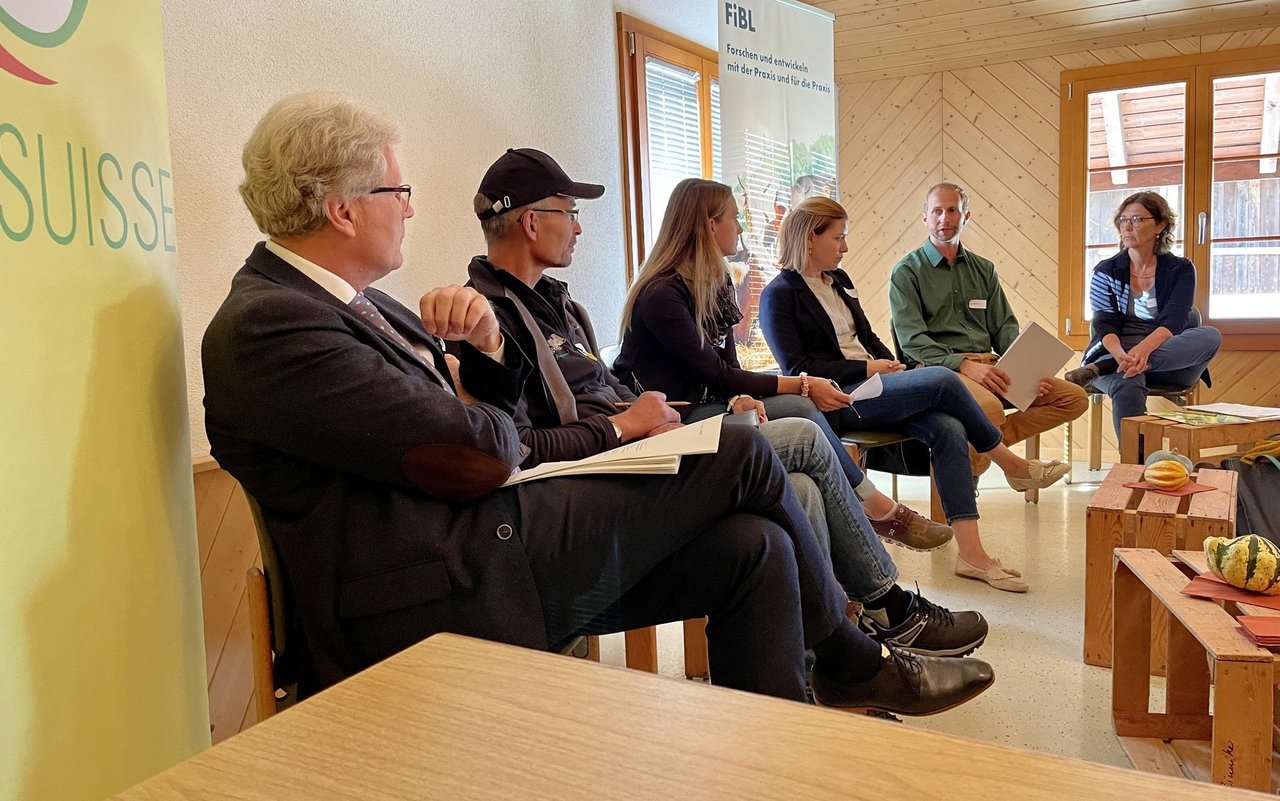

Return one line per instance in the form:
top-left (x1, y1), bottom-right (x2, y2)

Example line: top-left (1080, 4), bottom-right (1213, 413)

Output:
top-left (760, 197), bottom-right (1072, 592)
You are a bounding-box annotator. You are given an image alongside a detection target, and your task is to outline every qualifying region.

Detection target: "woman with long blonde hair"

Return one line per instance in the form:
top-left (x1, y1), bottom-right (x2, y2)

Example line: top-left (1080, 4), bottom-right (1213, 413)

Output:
top-left (761, 196), bottom-right (1072, 592)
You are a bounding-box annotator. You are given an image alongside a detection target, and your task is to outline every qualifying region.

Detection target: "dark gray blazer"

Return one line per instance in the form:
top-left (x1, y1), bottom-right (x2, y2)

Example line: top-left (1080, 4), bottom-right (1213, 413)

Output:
top-left (202, 243), bottom-right (544, 694)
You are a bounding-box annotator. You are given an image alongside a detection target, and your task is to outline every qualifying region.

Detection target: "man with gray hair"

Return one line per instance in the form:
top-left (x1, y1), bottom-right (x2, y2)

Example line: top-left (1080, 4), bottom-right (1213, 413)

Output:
top-left (889, 183), bottom-right (1085, 505)
top-left (201, 94), bottom-right (994, 713)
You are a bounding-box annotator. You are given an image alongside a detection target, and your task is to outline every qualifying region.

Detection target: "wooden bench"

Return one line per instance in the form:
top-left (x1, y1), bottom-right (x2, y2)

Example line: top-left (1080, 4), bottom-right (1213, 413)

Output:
top-left (1084, 464), bottom-right (1236, 672)
top-left (1119, 414), bottom-right (1280, 466)
top-left (1112, 548), bottom-right (1275, 793)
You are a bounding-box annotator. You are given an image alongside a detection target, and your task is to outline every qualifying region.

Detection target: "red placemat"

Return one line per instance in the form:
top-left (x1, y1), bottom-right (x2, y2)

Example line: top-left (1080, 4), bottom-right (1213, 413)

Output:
top-left (1123, 479), bottom-right (1217, 497)
top-left (1181, 574), bottom-right (1280, 610)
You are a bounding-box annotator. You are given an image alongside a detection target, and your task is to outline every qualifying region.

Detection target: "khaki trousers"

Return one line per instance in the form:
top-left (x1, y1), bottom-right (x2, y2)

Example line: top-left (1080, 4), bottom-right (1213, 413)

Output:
top-left (955, 355), bottom-right (1088, 475)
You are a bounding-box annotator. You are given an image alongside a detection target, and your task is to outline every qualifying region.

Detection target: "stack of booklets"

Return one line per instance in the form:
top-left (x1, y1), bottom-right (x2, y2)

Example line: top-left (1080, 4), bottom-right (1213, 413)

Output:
top-left (502, 414), bottom-right (723, 486)
top-left (1237, 616), bottom-right (1280, 648)
top-left (1186, 402), bottom-right (1280, 421)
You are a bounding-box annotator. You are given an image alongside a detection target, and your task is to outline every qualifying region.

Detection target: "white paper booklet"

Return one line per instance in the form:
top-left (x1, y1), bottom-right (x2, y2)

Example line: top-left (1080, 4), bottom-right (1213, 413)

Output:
top-left (1186, 402), bottom-right (1280, 421)
top-left (502, 414), bottom-right (724, 486)
top-left (994, 322), bottom-right (1075, 411)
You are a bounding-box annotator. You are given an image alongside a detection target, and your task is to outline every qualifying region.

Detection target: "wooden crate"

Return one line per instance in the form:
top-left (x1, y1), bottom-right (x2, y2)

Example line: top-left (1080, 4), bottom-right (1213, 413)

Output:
top-left (1112, 549), bottom-right (1275, 793)
top-left (1119, 414), bottom-right (1280, 465)
top-left (1084, 463), bottom-right (1236, 672)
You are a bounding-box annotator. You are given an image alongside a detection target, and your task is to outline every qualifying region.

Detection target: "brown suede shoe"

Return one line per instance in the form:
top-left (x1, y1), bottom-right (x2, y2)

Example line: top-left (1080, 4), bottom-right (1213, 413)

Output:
top-left (870, 503), bottom-right (953, 552)
top-left (811, 646), bottom-right (995, 716)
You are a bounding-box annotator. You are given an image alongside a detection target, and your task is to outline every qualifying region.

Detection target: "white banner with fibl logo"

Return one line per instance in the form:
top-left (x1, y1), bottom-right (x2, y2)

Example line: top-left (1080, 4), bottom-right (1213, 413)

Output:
top-left (718, 0), bottom-right (836, 369)
top-left (0, 1), bottom-right (209, 799)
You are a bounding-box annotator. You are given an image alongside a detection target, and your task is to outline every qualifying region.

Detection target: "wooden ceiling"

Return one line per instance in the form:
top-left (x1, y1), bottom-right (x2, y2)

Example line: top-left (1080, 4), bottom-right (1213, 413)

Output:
top-left (807, 0), bottom-right (1280, 82)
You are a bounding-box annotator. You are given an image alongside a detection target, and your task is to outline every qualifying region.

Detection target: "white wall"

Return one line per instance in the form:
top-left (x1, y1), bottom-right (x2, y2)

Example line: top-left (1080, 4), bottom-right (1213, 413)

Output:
top-left (163, 0), bottom-right (715, 458)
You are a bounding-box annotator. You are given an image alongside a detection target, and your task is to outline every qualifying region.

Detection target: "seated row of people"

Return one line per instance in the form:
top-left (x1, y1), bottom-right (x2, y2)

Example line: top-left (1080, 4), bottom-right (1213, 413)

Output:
top-left (614, 179), bottom-right (1076, 591)
top-left (203, 93), bottom-right (994, 716)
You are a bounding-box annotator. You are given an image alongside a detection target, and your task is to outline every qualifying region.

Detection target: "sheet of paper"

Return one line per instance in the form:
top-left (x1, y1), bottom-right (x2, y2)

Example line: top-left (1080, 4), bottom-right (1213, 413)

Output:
top-left (1186, 402), bottom-right (1280, 420)
top-left (994, 322), bottom-right (1075, 411)
top-left (849, 372), bottom-right (883, 404)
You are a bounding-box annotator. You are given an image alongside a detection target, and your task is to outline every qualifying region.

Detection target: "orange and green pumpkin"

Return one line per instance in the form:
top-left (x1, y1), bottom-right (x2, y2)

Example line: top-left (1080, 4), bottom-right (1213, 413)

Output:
top-left (1204, 534), bottom-right (1280, 595)
top-left (1144, 459), bottom-right (1190, 489)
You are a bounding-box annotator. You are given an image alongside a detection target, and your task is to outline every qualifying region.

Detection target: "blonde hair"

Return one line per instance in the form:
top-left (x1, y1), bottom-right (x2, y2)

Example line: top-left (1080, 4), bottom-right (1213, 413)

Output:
top-left (239, 93), bottom-right (399, 237)
top-left (620, 178), bottom-right (734, 345)
top-left (778, 196), bottom-right (848, 273)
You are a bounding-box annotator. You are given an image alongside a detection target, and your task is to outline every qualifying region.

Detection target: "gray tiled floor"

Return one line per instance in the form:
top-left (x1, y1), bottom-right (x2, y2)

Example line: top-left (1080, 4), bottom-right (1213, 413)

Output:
top-left (596, 462), bottom-right (1132, 768)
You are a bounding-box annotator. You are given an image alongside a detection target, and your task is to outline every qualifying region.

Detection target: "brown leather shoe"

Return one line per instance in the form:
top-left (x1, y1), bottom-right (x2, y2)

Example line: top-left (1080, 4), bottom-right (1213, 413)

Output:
top-left (811, 646), bottom-right (995, 716)
top-left (870, 503), bottom-right (953, 552)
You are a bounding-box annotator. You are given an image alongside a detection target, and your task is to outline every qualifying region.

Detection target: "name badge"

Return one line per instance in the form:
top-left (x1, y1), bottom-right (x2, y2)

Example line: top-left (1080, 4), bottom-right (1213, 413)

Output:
top-left (968, 299), bottom-right (987, 310)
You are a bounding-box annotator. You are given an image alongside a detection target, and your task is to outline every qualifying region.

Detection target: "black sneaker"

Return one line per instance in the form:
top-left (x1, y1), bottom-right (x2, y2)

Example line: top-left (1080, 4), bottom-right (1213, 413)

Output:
top-left (858, 592), bottom-right (988, 657)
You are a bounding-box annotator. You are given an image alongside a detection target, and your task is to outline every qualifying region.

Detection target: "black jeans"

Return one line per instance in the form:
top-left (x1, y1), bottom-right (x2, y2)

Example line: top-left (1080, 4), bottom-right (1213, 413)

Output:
top-left (515, 425), bottom-right (873, 701)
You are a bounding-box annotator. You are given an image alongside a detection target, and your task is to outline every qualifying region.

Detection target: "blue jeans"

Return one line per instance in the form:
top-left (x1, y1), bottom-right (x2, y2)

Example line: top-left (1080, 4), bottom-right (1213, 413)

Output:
top-left (688, 397), bottom-right (877, 500)
top-left (766, 418), bottom-right (898, 603)
top-left (1091, 326), bottom-right (1222, 435)
top-left (824, 367), bottom-right (1002, 523)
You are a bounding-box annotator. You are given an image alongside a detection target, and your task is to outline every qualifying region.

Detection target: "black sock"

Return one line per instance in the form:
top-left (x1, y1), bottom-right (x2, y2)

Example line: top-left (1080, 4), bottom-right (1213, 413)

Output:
top-left (811, 618), bottom-right (883, 683)
top-left (863, 584), bottom-right (912, 625)
top-left (1095, 359), bottom-right (1118, 376)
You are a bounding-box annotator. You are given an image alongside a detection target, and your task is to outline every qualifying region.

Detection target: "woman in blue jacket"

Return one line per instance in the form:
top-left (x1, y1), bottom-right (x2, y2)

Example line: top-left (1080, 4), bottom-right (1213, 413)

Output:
top-left (760, 196), bottom-right (1072, 592)
top-left (1065, 191), bottom-right (1220, 435)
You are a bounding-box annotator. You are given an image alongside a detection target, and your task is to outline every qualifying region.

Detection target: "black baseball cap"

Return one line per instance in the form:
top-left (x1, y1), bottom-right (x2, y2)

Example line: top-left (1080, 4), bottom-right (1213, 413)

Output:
top-left (476, 148), bottom-right (604, 219)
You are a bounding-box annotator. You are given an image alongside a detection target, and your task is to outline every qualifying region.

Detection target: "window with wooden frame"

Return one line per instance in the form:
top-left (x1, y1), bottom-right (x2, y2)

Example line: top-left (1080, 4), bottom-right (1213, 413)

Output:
top-left (616, 14), bottom-right (720, 284)
top-left (1059, 45), bottom-right (1280, 351)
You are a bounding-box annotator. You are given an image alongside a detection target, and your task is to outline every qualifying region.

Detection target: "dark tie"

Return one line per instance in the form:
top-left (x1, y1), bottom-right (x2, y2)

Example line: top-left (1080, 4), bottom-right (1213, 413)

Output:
top-left (350, 292), bottom-right (454, 395)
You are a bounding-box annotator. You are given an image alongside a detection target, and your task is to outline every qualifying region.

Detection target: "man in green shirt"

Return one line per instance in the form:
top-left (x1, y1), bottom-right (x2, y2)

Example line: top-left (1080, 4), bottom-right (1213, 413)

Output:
top-left (889, 183), bottom-right (1087, 477)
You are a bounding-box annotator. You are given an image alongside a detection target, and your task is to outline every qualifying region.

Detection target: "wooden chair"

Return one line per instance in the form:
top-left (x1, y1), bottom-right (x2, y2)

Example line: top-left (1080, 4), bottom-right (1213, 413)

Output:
top-left (244, 492), bottom-right (609, 722)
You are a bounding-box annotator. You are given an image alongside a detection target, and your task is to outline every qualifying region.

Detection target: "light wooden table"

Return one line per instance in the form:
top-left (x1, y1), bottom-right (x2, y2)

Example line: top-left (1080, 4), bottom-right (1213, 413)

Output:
top-left (1112, 548), bottom-right (1276, 793)
top-left (113, 633), bottom-right (1271, 800)
top-left (1084, 463), bottom-right (1236, 671)
top-left (1119, 414), bottom-right (1280, 465)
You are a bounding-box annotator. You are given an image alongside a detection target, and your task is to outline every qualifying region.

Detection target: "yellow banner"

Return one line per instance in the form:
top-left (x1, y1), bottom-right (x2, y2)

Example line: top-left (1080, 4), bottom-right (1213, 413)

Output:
top-left (0, 1), bottom-right (210, 798)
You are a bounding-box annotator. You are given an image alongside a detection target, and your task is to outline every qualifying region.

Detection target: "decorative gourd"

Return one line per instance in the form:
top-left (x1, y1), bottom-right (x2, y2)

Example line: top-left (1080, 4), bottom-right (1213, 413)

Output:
top-left (1204, 534), bottom-right (1280, 595)
top-left (1144, 458), bottom-right (1190, 489)
top-left (1145, 449), bottom-right (1193, 472)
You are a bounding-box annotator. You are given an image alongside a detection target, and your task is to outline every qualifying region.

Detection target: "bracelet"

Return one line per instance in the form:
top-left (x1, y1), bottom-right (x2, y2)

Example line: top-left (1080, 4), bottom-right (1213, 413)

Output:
top-left (726, 394), bottom-right (750, 412)
top-left (798, 372), bottom-right (810, 398)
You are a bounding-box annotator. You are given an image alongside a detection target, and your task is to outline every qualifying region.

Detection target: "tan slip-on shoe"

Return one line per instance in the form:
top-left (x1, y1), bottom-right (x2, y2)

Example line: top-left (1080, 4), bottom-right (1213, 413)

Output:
top-left (1006, 459), bottom-right (1070, 493)
top-left (955, 554), bottom-right (1028, 593)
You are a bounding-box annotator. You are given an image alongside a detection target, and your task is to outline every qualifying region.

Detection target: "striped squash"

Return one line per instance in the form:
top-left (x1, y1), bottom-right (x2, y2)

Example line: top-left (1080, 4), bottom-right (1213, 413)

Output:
top-left (1204, 534), bottom-right (1280, 595)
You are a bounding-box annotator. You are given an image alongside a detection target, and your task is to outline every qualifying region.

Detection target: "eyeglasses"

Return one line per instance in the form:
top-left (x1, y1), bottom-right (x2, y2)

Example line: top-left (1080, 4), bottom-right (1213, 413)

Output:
top-left (1116, 215), bottom-right (1154, 227)
top-left (368, 185), bottom-right (412, 207)
top-left (527, 207), bottom-right (580, 221)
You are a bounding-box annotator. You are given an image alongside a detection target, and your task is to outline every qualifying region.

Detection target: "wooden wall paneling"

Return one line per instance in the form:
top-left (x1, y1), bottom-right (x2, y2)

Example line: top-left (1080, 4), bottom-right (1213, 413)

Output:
top-left (194, 468), bottom-right (236, 570)
top-left (206, 575), bottom-right (260, 742)
top-left (837, 74), bottom-right (938, 174)
top-left (193, 467), bottom-right (260, 743)
top-left (847, 117), bottom-right (940, 229)
top-left (830, 8), bottom-right (1280, 82)
top-left (949, 67), bottom-right (1061, 161)
top-left (198, 483), bottom-right (257, 681)
top-left (941, 117), bottom-right (1059, 258)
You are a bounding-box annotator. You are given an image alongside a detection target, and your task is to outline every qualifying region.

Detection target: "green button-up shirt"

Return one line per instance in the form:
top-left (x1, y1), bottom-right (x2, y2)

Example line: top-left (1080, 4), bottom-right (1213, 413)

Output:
top-left (889, 239), bottom-right (1020, 371)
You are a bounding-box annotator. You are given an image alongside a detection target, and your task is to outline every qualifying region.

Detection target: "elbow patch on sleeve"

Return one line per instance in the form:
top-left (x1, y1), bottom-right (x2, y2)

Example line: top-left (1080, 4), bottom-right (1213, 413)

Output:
top-left (401, 443), bottom-right (514, 503)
